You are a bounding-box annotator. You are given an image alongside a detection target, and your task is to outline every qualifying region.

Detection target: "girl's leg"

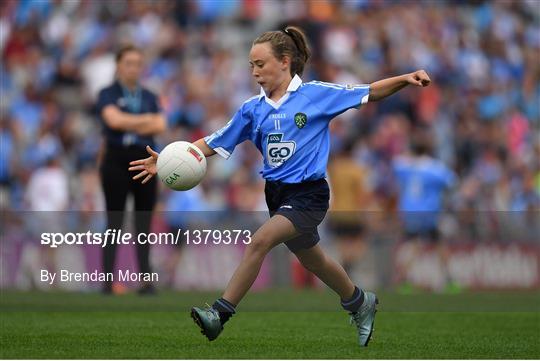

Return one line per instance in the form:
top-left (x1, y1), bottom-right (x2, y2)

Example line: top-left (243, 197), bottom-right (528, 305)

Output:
top-left (191, 215), bottom-right (300, 341)
top-left (222, 214), bottom-right (299, 305)
top-left (293, 244), bottom-right (355, 299)
top-left (294, 244), bottom-right (378, 347)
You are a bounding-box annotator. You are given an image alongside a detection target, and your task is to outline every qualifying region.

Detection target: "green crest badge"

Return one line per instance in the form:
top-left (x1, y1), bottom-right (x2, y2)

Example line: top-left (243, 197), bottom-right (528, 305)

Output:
top-left (294, 112), bottom-right (307, 129)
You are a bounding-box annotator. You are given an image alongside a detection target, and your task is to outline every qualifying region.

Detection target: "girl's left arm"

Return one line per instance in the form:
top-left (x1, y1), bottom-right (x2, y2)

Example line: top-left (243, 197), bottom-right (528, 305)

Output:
top-left (368, 69), bottom-right (431, 102)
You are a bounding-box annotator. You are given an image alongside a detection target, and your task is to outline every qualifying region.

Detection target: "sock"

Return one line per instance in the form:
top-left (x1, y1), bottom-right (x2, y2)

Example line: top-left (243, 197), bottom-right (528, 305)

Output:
top-left (212, 297), bottom-right (236, 325)
top-left (340, 286), bottom-right (365, 313)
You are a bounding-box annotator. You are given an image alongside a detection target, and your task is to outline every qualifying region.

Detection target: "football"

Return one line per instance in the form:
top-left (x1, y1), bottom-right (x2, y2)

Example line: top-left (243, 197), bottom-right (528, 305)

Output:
top-left (156, 141), bottom-right (207, 191)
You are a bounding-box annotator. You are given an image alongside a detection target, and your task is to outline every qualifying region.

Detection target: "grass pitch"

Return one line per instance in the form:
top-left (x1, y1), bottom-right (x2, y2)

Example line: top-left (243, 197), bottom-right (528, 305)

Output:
top-left (1, 289), bottom-right (539, 359)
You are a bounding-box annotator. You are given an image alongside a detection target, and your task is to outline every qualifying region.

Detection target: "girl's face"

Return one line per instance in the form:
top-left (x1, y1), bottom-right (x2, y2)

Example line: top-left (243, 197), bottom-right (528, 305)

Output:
top-left (249, 42), bottom-right (290, 96)
top-left (117, 50), bottom-right (143, 85)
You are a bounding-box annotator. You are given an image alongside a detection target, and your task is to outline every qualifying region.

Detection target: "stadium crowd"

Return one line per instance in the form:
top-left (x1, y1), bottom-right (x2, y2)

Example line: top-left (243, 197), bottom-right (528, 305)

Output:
top-left (1, 0), bottom-right (539, 249)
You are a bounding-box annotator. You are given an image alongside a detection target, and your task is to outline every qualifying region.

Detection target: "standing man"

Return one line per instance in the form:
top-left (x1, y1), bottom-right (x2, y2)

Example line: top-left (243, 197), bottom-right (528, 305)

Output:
top-left (96, 45), bottom-right (166, 295)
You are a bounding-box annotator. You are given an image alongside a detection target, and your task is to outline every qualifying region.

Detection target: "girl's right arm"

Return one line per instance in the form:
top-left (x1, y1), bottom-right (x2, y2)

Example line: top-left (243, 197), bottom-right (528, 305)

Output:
top-left (193, 138), bottom-right (217, 157)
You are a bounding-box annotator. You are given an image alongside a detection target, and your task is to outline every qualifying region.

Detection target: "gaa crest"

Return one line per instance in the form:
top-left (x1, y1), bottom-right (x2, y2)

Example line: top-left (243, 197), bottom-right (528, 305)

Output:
top-left (294, 112), bottom-right (307, 129)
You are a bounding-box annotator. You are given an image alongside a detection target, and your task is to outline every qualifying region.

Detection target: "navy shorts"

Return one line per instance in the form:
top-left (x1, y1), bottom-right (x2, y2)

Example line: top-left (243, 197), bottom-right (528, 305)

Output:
top-left (264, 178), bottom-right (330, 253)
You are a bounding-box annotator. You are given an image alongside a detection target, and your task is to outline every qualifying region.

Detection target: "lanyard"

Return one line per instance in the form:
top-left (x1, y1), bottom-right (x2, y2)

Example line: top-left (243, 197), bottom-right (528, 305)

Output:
top-left (121, 84), bottom-right (142, 113)
top-left (119, 83), bottom-right (142, 146)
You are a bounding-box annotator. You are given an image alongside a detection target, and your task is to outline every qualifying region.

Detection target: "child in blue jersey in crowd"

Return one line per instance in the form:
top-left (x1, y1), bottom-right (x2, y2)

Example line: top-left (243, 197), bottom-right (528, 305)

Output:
top-left (129, 26), bottom-right (431, 347)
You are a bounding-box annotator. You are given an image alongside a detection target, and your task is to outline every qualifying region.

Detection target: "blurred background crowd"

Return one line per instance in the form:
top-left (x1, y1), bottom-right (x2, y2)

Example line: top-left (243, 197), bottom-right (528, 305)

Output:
top-left (1, 0), bottom-right (539, 291)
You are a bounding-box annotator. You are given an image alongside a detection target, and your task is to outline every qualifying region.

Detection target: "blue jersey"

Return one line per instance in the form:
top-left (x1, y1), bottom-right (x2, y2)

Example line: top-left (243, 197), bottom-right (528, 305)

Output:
top-left (393, 155), bottom-right (456, 230)
top-left (204, 75), bottom-right (370, 183)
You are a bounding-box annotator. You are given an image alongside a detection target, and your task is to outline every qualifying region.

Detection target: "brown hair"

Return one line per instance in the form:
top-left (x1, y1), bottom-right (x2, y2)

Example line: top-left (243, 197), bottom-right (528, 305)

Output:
top-left (410, 129), bottom-right (434, 156)
top-left (115, 45), bottom-right (142, 63)
top-left (253, 26), bottom-right (311, 76)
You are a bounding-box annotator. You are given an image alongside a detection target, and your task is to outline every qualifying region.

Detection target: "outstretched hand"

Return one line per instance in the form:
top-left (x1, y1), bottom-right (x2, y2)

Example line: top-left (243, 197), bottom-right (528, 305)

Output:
top-left (128, 145), bottom-right (159, 184)
top-left (407, 70), bottom-right (431, 87)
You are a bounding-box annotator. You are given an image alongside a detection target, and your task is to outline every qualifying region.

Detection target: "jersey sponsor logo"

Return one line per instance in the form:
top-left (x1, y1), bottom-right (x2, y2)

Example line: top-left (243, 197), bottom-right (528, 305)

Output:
top-left (294, 112), bottom-right (307, 129)
top-left (267, 133), bottom-right (296, 168)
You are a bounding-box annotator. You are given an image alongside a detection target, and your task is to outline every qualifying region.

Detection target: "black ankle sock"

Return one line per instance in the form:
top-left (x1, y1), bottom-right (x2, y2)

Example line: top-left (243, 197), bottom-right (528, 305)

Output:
top-left (212, 298), bottom-right (236, 325)
top-left (340, 286), bottom-right (365, 313)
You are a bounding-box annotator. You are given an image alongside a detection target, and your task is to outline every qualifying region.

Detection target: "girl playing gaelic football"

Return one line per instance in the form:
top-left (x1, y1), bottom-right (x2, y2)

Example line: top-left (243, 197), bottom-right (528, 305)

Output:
top-left (129, 26), bottom-right (430, 347)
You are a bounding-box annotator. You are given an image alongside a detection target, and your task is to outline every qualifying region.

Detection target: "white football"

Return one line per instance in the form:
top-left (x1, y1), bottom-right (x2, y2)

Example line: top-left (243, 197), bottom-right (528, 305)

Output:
top-left (156, 141), bottom-right (207, 191)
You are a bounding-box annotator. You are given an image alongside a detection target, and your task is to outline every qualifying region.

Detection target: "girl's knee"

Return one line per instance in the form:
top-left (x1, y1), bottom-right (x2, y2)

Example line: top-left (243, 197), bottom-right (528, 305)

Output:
top-left (246, 237), bottom-right (273, 256)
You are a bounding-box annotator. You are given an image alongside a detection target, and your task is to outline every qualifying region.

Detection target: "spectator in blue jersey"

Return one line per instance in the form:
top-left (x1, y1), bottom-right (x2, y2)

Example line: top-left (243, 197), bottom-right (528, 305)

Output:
top-left (393, 131), bottom-right (456, 242)
top-left (129, 26), bottom-right (431, 347)
top-left (96, 45), bottom-right (166, 295)
top-left (392, 131), bottom-right (457, 292)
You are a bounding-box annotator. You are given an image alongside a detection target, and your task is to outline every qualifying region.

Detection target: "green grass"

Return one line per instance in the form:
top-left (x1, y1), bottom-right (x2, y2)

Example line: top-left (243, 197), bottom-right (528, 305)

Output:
top-left (1, 290), bottom-right (539, 359)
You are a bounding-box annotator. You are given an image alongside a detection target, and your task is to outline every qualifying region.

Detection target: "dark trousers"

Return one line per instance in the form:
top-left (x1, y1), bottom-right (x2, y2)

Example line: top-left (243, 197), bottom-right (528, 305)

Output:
top-left (100, 144), bottom-right (157, 289)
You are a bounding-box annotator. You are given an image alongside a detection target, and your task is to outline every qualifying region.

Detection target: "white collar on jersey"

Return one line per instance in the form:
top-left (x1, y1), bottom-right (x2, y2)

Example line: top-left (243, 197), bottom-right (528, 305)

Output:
top-left (259, 74), bottom-right (302, 109)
